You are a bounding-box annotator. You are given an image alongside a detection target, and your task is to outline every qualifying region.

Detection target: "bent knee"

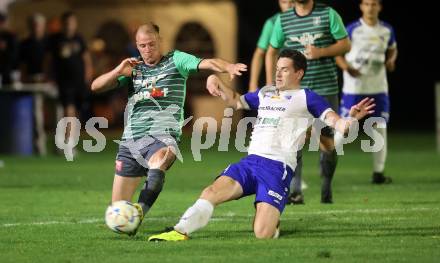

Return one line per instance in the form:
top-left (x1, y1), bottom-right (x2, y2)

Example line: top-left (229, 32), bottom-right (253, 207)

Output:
top-left (200, 185), bottom-right (216, 199)
top-left (254, 225), bottom-right (276, 239)
top-left (148, 146), bottom-right (176, 169)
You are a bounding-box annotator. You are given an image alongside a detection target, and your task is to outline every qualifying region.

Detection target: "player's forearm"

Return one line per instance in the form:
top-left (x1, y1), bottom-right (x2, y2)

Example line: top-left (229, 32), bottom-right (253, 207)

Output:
top-left (335, 56), bottom-right (349, 71)
top-left (249, 48), bottom-right (265, 92)
top-left (320, 38), bottom-right (351, 58)
top-left (216, 77), bottom-right (243, 110)
top-left (386, 48), bottom-right (398, 64)
top-left (207, 75), bottom-right (243, 110)
top-left (199, 58), bottom-right (234, 73)
top-left (222, 89), bottom-right (243, 110)
top-left (91, 69), bottom-right (120, 93)
top-left (324, 111), bottom-right (352, 135)
top-left (265, 46), bottom-right (278, 85)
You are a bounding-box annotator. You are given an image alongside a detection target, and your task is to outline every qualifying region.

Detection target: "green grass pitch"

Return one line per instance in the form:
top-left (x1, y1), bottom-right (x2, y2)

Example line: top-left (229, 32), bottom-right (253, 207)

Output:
top-left (0, 133), bottom-right (439, 262)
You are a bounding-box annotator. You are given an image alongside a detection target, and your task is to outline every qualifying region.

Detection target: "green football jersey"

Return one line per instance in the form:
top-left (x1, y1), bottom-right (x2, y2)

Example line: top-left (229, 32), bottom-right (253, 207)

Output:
top-left (257, 13), bottom-right (279, 51)
top-left (117, 50), bottom-right (201, 141)
top-left (270, 3), bottom-right (348, 95)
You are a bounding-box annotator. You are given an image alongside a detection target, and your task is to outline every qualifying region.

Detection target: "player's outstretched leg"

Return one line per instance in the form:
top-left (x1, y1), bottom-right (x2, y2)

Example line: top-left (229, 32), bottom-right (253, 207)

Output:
top-left (253, 202), bottom-right (281, 239)
top-left (319, 135), bottom-right (338, 204)
top-left (148, 176), bottom-right (243, 241)
top-left (137, 169), bottom-right (164, 215)
top-left (320, 149), bottom-right (337, 203)
top-left (138, 146), bottom-right (176, 216)
top-left (287, 150), bottom-right (305, 205)
top-left (111, 175), bottom-right (144, 235)
top-left (371, 124), bottom-right (392, 184)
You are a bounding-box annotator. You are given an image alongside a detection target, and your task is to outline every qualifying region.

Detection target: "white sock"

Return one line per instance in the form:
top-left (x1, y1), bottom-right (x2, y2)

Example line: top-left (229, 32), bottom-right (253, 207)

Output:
top-left (174, 199), bottom-right (214, 235)
top-left (373, 125), bottom-right (387, 173)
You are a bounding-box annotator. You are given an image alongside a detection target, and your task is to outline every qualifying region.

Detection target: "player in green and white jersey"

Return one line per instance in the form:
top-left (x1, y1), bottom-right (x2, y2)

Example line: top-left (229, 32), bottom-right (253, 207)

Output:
top-left (248, 0), bottom-right (294, 92)
top-left (91, 23), bottom-right (247, 234)
top-left (265, 0), bottom-right (351, 204)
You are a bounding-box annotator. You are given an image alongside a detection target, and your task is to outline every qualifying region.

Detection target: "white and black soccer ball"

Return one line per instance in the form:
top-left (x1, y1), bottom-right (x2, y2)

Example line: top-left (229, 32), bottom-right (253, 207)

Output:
top-left (105, 201), bottom-right (141, 235)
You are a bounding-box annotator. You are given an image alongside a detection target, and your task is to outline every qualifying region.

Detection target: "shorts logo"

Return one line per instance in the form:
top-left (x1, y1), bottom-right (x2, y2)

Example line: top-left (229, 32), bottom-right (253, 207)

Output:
top-left (115, 160), bottom-right (123, 172)
top-left (223, 165), bottom-right (231, 174)
top-left (268, 190), bottom-right (283, 201)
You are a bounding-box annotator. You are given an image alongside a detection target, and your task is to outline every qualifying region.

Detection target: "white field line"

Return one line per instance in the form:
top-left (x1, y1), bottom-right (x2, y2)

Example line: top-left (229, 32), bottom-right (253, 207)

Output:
top-left (1, 207), bottom-right (438, 228)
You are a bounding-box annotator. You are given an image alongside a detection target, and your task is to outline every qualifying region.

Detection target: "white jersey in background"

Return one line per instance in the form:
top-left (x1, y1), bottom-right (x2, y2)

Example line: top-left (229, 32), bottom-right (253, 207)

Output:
top-left (343, 18), bottom-right (397, 94)
top-left (239, 86), bottom-right (332, 170)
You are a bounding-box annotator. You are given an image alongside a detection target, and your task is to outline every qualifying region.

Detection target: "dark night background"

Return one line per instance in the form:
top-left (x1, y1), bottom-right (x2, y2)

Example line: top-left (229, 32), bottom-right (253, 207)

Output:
top-left (235, 0), bottom-right (440, 131)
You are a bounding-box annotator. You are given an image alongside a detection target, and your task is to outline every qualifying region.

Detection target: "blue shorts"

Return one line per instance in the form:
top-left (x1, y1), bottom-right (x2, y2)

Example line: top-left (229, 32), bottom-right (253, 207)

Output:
top-left (219, 155), bottom-right (294, 213)
top-left (340, 93), bottom-right (390, 122)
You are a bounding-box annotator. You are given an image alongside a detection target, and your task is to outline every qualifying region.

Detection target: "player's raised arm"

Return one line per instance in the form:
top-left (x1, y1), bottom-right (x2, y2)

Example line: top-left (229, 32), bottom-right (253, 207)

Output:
top-left (199, 58), bottom-right (247, 80)
top-left (324, 98), bottom-right (375, 135)
top-left (206, 74), bottom-right (245, 110)
top-left (91, 57), bottom-right (141, 93)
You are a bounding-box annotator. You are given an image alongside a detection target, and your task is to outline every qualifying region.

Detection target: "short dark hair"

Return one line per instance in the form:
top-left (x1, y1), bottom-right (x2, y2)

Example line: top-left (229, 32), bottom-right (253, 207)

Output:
top-left (0, 12), bottom-right (6, 23)
top-left (151, 22), bottom-right (160, 34)
top-left (61, 11), bottom-right (75, 24)
top-left (278, 49), bottom-right (307, 78)
top-left (360, 0), bottom-right (382, 4)
top-left (27, 13), bottom-right (45, 30)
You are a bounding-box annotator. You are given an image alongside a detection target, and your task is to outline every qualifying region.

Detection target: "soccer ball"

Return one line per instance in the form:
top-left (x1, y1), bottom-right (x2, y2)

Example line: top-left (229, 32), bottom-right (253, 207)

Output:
top-left (105, 201), bottom-right (142, 235)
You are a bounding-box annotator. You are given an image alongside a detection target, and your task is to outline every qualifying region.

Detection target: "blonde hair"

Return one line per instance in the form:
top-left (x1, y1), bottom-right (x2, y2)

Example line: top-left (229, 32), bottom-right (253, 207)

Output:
top-left (136, 22), bottom-right (160, 36)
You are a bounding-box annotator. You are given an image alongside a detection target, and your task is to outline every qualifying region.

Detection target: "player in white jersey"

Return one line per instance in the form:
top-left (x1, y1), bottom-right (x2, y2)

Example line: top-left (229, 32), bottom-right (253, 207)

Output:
top-left (336, 0), bottom-right (397, 184)
top-left (148, 49), bottom-right (374, 241)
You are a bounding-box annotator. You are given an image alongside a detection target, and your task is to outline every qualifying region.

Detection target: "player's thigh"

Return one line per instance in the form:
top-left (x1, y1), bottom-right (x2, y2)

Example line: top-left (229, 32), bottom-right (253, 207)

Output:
top-left (113, 146), bottom-right (147, 202)
top-left (253, 202), bottom-right (280, 239)
top-left (147, 146), bottom-right (177, 170)
top-left (111, 175), bottom-right (143, 202)
top-left (200, 176), bottom-right (243, 206)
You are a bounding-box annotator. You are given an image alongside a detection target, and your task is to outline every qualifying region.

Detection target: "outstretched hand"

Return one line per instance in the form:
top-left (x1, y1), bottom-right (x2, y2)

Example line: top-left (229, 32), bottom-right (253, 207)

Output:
top-left (115, 57), bottom-right (143, 77)
top-left (349, 98), bottom-right (375, 120)
top-left (206, 75), bottom-right (222, 97)
top-left (304, 45), bottom-right (322, 60)
top-left (226, 63), bottom-right (247, 80)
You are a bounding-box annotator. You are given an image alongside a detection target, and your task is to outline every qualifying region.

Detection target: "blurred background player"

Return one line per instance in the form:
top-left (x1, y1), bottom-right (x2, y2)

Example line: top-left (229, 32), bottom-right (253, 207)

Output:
top-left (0, 12), bottom-right (18, 86)
top-left (248, 0), bottom-right (294, 92)
top-left (335, 0), bottom-right (397, 184)
top-left (265, 0), bottom-right (350, 204)
top-left (47, 11), bottom-right (93, 152)
top-left (91, 22), bottom-right (247, 230)
top-left (148, 49), bottom-right (375, 241)
top-left (19, 13), bottom-right (47, 83)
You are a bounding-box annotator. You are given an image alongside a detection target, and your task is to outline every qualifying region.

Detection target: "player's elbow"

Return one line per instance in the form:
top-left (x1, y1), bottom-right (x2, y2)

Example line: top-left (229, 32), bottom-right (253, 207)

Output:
top-left (341, 38), bottom-right (351, 54)
top-left (254, 47), bottom-right (266, 58)
top-left (90, 81), bottom-right (100, 93)
top-left (266, 46), bottom-right (277, 58)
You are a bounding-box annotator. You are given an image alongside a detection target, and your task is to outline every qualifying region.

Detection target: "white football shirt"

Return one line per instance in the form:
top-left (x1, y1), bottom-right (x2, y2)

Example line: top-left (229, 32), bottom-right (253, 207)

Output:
top-left (240, 86), bottom-right (332, 170)
top-left (343, 18), bottom-right (397, 94)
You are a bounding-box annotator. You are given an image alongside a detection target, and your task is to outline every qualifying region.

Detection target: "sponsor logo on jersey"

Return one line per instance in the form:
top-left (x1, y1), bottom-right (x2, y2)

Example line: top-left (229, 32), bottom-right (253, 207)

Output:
top-left (268, 190), bottom-right (283, 201)
top-left (133, 73), bottom-right (167, 88)
top-left (313, 16), bottom-right (321, 26)
top-left (289, 32), bottom-right (323, 46)
top-left (258, 105), bottom-right (286, 112)
top-left (256, 117), bottom-right (280, 126)
top-left (133, 87), bottom-right (169, 103)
